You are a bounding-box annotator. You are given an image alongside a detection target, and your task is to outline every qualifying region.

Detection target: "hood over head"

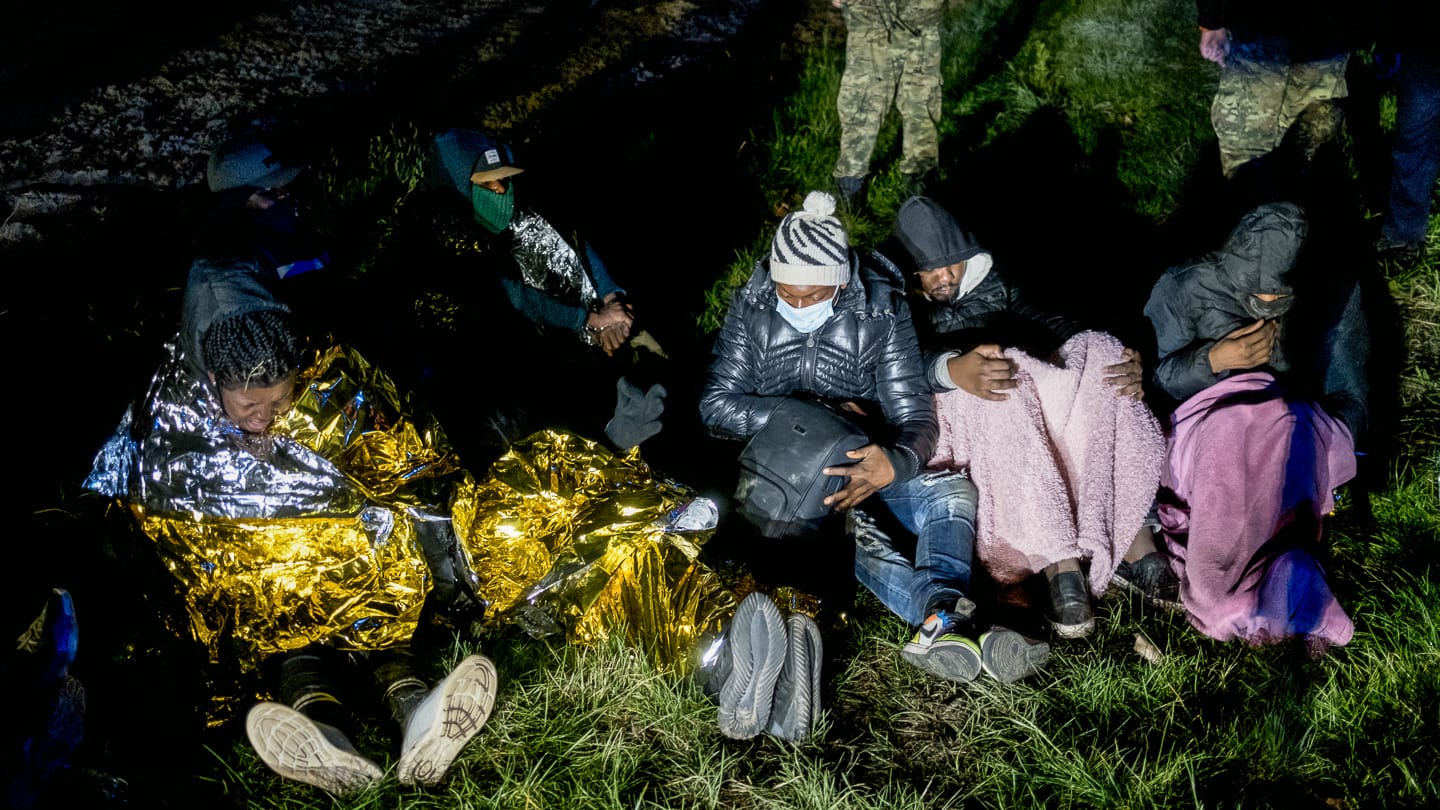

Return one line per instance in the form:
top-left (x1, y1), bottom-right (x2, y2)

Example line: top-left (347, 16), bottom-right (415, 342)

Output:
top-left (894, 196), bottom-right (986, 273)
top-left (1211, 201), bottom-right (1306, 317)
top-left (180, 260), bottom-right (292, 382)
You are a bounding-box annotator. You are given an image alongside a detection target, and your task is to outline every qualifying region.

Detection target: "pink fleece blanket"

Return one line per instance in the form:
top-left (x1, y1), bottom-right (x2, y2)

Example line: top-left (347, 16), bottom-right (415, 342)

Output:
top-left (1157, 371), bottom-right (1355, 646)
top-left (931, 331), bottom-right (1166, 594)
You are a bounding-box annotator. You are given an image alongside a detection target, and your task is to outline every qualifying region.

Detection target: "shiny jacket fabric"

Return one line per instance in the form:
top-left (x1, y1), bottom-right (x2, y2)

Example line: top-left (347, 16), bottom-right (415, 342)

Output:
top-left (892, 196), bottom-right (1078, 389)
top-left (1144, 202), bottom-right (1370, 438)
top-left (699, 250), bottom-right (936, 484)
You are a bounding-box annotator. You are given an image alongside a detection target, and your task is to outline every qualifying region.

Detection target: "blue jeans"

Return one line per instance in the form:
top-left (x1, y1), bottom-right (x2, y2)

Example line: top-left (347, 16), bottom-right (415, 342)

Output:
top-left (853, 470), bottom-right (977, 627)
top-left (1383, 54), bottom-right (1440, 246)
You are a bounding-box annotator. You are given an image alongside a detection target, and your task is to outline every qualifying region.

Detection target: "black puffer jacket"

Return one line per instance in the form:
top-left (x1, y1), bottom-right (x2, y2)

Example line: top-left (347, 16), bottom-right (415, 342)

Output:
top-left (892, 195), bottom-right (1078, 390)
top-left (1144, 202), bottom-right (1369, 437)
top-left (700, 250), bottom-right (936, 484)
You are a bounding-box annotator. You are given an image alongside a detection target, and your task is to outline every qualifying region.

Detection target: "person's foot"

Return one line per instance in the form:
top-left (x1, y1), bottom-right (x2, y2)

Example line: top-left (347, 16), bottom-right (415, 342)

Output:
top-left (1047, 570), bottom-right (1095, 639)
top-left (246, 702), bottom-right (383, 795)
top-left (766, 613), bottom-right (823, 742)
top-left (717, 592), bottom-right (788, 739)
top-left (901, 597), bottom-right (983, 682)
top-left (1110, 552), bottom-right (1183, 612)
top-left (978, 627), bottom-right (1051, 683)
top-left (1374, 234), bottom-right (1425, 265)
top-left (835, 175), bottom-right (866, 211)
top-left (396, 654), bottom-right (498, 786)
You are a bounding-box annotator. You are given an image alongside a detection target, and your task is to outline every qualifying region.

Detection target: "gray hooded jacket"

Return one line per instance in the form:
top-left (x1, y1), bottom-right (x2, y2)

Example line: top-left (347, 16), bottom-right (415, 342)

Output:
top-left (1144, 202), bottom-right (1369, 437)
top-left (699, 249), bottom-right (936, 484)
top-left (179, 257), bottom-right (291, 382)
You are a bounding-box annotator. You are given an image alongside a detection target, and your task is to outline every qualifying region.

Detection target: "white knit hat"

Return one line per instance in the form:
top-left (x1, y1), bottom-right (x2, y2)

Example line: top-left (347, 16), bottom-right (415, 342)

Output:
top-left (770, 191), bottom-right (850, 286)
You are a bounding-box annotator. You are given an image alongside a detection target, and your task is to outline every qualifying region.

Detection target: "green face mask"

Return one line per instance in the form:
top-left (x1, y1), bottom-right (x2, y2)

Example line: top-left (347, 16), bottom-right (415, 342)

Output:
top-left (471, 182), bottom-right (515, 234)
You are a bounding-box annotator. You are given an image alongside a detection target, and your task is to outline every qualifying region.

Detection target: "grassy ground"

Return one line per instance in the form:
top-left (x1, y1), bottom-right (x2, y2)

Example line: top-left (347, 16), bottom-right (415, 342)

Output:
top-left (180, 0), bottom-right (1440, 806)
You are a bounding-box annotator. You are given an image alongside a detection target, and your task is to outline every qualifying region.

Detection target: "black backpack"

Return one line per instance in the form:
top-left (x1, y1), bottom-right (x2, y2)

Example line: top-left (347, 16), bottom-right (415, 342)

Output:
top-left (734, 397), bottom-right (870, 539)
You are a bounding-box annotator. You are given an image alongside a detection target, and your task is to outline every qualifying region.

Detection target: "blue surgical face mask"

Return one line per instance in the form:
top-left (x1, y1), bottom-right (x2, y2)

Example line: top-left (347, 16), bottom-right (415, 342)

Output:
top-left (775, 288), bottom-right (837, 334)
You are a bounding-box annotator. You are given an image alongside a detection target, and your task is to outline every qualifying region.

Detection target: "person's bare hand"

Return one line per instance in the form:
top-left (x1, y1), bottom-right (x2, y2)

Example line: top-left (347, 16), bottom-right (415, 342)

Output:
top-left (947, 344), bottom-right (1017, 401)
top-left (597, 325), bottom-right (629, 356)
top-left (822, 444), bottom-right (895, 510)
top-left (1200, 27), bottom-right (1230, 66)
top-left (1208, 319), bottom-right (1278, 373)
top-left (1104, 347), bottom-right (1145, 400)
top-left (587, 304), bottom-right (630, 332)
top-left (831, 0), bottom-right (845, 7)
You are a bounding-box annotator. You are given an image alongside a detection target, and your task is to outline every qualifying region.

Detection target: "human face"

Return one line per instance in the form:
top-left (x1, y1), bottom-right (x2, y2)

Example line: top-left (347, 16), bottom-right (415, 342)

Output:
top-left (214, 373), bottom-right (297, 435)
top-left (246, 185), bottom-right (292, 210)
top-left (916, 261), bottom-right (965, 303)
top-left (475, 177), bottom-right (508, 194)
top-left (1253, 292), bottom-right (1285, 302)
top-left (774, 281), bottom-right (841, 309)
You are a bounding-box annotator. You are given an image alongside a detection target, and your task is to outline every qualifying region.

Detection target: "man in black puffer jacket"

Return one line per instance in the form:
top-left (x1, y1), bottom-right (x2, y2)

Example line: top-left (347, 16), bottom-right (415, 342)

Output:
top-left (702, 191), bottom-right (1048, 687)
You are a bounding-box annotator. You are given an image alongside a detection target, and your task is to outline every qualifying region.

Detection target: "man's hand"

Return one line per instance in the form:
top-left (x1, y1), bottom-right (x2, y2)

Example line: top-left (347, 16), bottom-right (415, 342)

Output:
top-left (947, 344), bottom-right (1017, 401)
top-left (1200, 27), bottom-right (1230, 66)
top-left (1104, 347), bottom-right (1145, 400)
top-left (822, 444), bottom-right (895, 510)
top-left (1208, 319), bottom-right (1278, 373)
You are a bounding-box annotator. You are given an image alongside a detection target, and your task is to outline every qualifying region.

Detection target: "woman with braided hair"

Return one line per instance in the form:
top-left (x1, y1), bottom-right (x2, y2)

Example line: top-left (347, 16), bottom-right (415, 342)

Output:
top-left (86, 255), bottom-right (498, 795)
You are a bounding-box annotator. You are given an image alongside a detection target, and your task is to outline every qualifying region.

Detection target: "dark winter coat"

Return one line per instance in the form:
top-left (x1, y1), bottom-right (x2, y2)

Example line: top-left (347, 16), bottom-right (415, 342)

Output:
top-left (1144, 201), bottom-right (1369, 438)
top-left (891, 195), bottom-right (1078, 391)
top-left (699, 250), bottom-right (936, 484)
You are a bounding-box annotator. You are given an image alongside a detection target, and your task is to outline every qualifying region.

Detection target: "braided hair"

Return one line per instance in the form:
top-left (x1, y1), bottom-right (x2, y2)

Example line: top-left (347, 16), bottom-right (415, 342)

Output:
top-left (202, 310), bottom-right (300, 390)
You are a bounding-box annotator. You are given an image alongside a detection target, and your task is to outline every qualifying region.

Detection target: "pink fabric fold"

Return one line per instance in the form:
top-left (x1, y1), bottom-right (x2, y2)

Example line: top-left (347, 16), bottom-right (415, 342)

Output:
top-left (931, 331), bottom-right (1167, 593)
top-left (1157, 371), bottom-right (1355, 646)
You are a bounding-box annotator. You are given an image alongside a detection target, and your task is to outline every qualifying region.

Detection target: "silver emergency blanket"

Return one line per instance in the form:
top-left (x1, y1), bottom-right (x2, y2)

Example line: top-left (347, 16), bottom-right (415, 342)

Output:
top-left (510, 209), bottom-right (597, 308)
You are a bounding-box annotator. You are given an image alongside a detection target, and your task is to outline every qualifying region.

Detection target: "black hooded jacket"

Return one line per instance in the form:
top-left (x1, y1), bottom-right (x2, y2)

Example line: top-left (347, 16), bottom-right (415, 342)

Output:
top-left (1144, 202), bottom-right (1369, 438)
top-left (892, 196), bottom-right (1079, 391)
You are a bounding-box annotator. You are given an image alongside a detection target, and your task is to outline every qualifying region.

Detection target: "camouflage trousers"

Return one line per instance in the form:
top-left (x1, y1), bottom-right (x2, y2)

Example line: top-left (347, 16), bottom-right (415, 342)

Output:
top-left (1211, 38), bottom-right (1349, 177)
top-left (834, 1), bottom-right (943, 180)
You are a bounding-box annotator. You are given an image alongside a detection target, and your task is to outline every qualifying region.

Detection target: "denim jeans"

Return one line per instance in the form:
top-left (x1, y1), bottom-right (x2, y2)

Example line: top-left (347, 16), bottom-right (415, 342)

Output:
top-left (853, 470), bottom-right (977, 627)
top-left (1382, 54), bottom-right (1440, 246)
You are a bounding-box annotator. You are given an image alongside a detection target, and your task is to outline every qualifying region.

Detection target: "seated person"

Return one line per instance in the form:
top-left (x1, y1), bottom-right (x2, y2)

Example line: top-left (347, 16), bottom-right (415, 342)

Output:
top-left (700, 191), bottom-right (1049, 687)
top-left (377, 127), bottom-right (662, 452)
top-left (85, 180), bottom-right (496, 795)
top-left (1143, 201), bottom-right (1363, 649)
top-left (891, 196), bottom-right (1173, 639)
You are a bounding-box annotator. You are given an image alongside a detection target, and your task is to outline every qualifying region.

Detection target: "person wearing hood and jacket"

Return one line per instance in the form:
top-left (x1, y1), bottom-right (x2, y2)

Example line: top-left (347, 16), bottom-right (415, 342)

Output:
top-left (702, 191), bottom-right (1050, 690)
top-left (1143, 201), bottom-right (1366, 649)
top-left (891, 195), bottom-right (1173, 641)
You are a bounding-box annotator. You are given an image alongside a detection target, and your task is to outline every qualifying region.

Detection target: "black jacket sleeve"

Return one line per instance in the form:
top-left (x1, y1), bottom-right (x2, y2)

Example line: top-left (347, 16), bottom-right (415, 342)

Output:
top-left (1145, 270), bottom-right (1221, 402)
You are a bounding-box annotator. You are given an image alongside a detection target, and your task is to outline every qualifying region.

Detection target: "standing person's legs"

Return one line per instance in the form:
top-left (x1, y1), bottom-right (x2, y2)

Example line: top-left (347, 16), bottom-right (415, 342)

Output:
top-left (834, 11), bottom-right (900, 191)
top-left (1212, 39), bottom-right (1291, 178)
top-left (1381, 55), bottom-right (1440, 250)
top-left (894, 7), bottom-right (943, 179)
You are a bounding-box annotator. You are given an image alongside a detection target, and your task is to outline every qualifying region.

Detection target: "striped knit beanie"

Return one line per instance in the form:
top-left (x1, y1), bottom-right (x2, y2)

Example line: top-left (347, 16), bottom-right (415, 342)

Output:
top-left (770, 191), bottom-right (849, 286)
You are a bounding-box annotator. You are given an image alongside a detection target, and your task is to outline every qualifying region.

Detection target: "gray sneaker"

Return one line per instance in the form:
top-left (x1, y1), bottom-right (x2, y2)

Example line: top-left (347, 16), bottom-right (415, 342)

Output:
top-left (396, 654), bottom-right (498, 786)
top-left (766, 613), bottom-right (823, 742)
top-left (901, 598), bottom-right (983, 682)
top-left (246, 702), bottom-right (382, 795)
top-left (978, 627), bottom-right (1051, 683)
top-left (717, 592), bottom-right (787, 740)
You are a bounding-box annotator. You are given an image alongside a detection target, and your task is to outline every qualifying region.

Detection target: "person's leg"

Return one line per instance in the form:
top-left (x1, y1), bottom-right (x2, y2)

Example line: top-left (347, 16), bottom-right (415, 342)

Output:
top-left (246, 648), bottom-right (382, 795)
top-left (1382, 55), bottom-right (1440, 249)
top-left (894, 11), bottom-right (943, 179)
top-left (874, 471), bottom-right (976, 622)
top-left (392, 651), bottom-right (497, 786)
top-left (1212, 39), bottom-right (1290, 178)
top-left (834, 10), bottom-right (900, 192)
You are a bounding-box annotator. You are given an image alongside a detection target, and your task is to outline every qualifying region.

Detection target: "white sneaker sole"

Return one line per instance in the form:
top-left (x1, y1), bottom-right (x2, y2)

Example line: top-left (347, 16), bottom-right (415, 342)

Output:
top-left (397, 654), bottom-right (498, 786)
top-left (245, 702), bottom-right (382, 795)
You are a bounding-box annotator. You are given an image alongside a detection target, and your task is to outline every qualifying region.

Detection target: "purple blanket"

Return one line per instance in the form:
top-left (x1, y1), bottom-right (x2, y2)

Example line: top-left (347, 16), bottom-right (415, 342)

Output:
top-left (932, 332), bottom-right (1166, 593)
top-left (1158, 371), bottom-right (1355, 646)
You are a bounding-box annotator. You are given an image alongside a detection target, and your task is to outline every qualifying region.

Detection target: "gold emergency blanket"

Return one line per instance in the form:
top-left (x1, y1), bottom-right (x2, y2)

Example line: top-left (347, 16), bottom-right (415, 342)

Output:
top-left (453, 430), bottom-right (732, 673)
top-left (89, 340), bottom-right (473, 670)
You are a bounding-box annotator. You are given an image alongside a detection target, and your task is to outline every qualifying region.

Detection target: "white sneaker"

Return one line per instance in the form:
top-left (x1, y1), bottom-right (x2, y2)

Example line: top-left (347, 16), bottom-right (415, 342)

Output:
top-left (396, 654), bottom-right (498, 786)
top-left (245, 702), bottom-right (382, 795)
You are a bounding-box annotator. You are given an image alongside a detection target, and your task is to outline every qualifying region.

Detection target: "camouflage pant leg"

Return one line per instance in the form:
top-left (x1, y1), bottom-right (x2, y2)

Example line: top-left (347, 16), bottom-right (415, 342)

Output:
top-left (894, 22), bottom-right (942, 176)
top-left (835, 20), bottom-right (901, 180)
top-left (1211, 47), bottom-right (1349, 177)
top-left (1285, 56), bottom-right (1349, 162)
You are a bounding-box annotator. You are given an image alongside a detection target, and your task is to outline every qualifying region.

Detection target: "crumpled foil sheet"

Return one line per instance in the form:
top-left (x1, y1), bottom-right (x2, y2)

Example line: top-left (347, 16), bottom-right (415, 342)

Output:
top-left (453, 430), bottom-right (731, 673)
top-left (90, 339), bottom-right (734, 676)
top-left (87, 340), bottom-right (470, 669)
top-left (509, 210), bottom-right (598, 310)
